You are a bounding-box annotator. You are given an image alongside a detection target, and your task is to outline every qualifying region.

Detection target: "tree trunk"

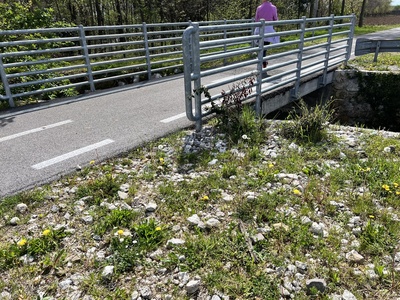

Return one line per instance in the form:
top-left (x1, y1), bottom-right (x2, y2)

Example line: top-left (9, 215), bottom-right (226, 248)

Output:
top-left (359, 0), bottom-right (367, 27)
top-left (340, 0), bottom-right (345, 15)
top-left (94, 0), bottom-right (104, 26)
top-left (115, 0), bottom-right (124, 24)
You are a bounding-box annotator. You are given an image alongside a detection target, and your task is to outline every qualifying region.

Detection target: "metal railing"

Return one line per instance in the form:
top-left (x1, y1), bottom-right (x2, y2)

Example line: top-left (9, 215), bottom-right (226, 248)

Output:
top-left (0, 19), bottom-right (252, 107)
top-left (183, 14), bottom-right (356, 131)
top-left (355, 38), bottom-right (400, 62)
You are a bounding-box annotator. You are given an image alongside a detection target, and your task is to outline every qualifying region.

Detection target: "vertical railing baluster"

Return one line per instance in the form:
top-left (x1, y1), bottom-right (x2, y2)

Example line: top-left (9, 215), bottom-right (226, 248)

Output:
top-left (223, 19), bottom-right (228, 66)
top-left (78, 25), bottom-right (95, 92)
top-left (143, 23), bottom-right (151, 80)
top-left (291, 16), bottom-right (306, 100)
top-left (255, 19), bottom-right (265, 117)
top-left (0, 54), bottom-right (14, 107)
top-left (345, 14), bottom-right (356, 65)
top-left (320, 14), bottom-right (335, 87)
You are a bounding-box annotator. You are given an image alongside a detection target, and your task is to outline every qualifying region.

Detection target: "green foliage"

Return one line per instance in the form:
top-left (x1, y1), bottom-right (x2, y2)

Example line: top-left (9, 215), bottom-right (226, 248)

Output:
top-left (0, 228), bottom-right (68, 270)
top-left (221, 161), bottom-right (238, 179)
top-left (237, 192), bottom-right (285, 223)
top-left (94, 209), bottom-right (141, 236)
top-left (0, 1), bottom-right (55, 30)
top-left (281, 99), bottom-right (334, 143)
top-left (134, 218), bottom-right (167, 252)
top-left (0, 1), bottom-right (78, 107)
top-left (75, 174), bottom-right (120, 205)
top-left (356, 72), bottom-right (400, 131)
top-left (354, 25), bottom-right (400, 36)
top-left (349, 53), bottom-right (400, 71)
top-left (0, 190), bottom-right (46, 216)
top-left (108, 219), bottom-right (167, 273)
top-left (208, 76), bottom-right (267, 144)
top-left (359, 219), bottom-right (397, 256)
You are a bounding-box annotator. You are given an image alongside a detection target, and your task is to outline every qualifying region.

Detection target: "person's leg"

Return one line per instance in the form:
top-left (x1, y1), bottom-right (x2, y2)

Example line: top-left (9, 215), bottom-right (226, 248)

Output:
top-left (263, 41), bottom-right (271, 68)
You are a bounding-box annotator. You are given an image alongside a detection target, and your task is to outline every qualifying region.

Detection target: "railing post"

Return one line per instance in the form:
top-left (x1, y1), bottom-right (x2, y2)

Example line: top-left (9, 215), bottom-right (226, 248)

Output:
top-left (191, 23), bottom-right (202, 132)
top-left (142, 23), bottom-right (152, 80)
top-left (345, 14), bottom-right (356, 64)
top-left (223, 19), bottom-right (228, 66)
top-left (0, 54), bottom-right (14, 108)
top-left (183, 23), bottom-right (202, 131)
top-left (255, 20), bottom-right (265, 116)
top-left (78, 25), bottom-right (95, 92)
top-left (320, 14), bottom-right (335, 87)
top-left (291, 16), bottom-right (306, 100)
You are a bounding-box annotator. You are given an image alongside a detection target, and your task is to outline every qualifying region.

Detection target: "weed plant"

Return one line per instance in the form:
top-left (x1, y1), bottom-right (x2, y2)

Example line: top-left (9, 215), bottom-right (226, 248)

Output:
top-left (210, 76), bottom-right (267, 144)
top-left (281, 99), bottom-right (334, 143)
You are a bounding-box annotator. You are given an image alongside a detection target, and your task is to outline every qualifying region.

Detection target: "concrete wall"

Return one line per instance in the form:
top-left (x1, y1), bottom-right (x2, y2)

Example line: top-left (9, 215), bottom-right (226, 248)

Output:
top-left (331, 69), bottom-right (400, 131)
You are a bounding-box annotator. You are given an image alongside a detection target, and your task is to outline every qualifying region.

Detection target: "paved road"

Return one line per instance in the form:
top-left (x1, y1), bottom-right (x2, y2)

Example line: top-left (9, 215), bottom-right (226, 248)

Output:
top-left (1, 27), bottom-right (399, 198)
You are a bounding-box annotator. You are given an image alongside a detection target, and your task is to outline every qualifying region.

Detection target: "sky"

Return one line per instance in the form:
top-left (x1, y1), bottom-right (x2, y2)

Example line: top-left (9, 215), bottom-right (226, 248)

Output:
top-left (392, 0), bottom-right (400, 5)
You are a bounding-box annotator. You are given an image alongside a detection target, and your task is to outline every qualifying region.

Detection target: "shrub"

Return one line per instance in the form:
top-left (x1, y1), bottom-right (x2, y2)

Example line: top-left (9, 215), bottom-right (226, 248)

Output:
top-left (281, 99), bottom-right (334, 143)
top-left (209, 76), bottom-right (266, 144)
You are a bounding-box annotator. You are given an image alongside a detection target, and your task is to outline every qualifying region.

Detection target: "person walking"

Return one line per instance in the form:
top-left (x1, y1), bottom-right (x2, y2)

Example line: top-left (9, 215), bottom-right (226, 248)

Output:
top-left (255, 0), bottom-right (278, 68)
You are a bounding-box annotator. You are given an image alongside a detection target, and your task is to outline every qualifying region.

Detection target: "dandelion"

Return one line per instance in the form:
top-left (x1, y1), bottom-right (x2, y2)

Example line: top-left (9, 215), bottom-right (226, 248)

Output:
top-left (293, 189), bottom-right (302, 196)
top-left (268, 163), bottom-right (274, 168)
top-left (17, 239), bottom-right (27, 247)
top-left (117, 229), bottom-right (124, 236)
top-left (201, 195), bottom-right (209, 201)
top-left (394, 182), bottom-right (399, 188)
top-left (155, 227), bottom-right (162, 231)
top-left (396, 191), bottom-right (400, 195)
top-left (159, 157), bottom-right (164, 164)
top-left (369, 215), bottom-right (375, 219)
top-left (42, 229), bottom-right (51, 236)
top-left (89, 160), bottom-right (95, 165)
top-left (382, 184), bottom-right (390, 191)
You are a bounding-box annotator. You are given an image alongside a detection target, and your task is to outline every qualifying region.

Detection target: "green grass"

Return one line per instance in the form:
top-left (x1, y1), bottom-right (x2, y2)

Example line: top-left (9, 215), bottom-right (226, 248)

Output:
top-left (354, 24), bottom-right (400, 35)
top-left (348, 52), bottom-right (400, 71)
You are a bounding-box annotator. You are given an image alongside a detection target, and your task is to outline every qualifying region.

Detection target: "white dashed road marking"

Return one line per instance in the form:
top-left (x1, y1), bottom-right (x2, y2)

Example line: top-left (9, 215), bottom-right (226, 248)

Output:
top-left (31, 139), bottom-right (114, 170)
top-left (0, 120), bottom-right (73, 143)
top-left (160, 112), bottom-right (186, 123)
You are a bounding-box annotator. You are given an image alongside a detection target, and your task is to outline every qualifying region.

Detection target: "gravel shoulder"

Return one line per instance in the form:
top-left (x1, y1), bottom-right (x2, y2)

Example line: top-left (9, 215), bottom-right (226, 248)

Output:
top-left (1, 120), bottom-right (400, 300)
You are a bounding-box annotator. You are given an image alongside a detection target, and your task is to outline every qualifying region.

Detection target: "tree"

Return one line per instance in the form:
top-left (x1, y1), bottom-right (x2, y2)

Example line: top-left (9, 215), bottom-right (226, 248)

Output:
top-left (359, 0), bottom-right (367, 26)
top-left (0, 0), bottom-right (57, 30)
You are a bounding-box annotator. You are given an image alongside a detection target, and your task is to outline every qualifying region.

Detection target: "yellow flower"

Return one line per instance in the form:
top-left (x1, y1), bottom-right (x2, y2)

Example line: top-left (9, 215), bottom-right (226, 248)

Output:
top-left (17, 239), bottom-right (27, 247)
top-left (89, 160), bottom-right (95, 165)
top-left (159, 157), bottom-right (164, 164)
top-left (201, 195), bottom-right (209, 201)
top-left (293, 189), bottom-right (302, 196)
top-left (396, 191), bottom-right (400, 195)
top-left (42, 229), bottom-right (51, 236)
top-left (117, 229), bottom-right (124, 236)
top-left (394, 182), bottom-right (399, 188)
top-left (268, 163), bottom-right (274, 168)
top-left (369, 215), bottom-right (375, 219)
top-left (155, 227), bottom-right (162, 231)
top-left (382, 184), bottom-right (390, 191)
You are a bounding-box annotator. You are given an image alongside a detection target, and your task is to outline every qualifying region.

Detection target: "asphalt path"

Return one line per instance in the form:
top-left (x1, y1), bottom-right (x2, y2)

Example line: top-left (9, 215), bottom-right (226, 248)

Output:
top-left (1, 27), bottom-right (399, 198)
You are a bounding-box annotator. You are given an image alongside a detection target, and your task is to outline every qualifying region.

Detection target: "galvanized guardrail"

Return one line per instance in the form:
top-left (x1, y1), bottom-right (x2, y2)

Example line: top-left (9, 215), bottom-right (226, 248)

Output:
top-left (355, 38), bottom-right (400, 62)
top-left (183, 14), bottom-right (356, 131)
top-left (0, 19), bottom-right (252, 107)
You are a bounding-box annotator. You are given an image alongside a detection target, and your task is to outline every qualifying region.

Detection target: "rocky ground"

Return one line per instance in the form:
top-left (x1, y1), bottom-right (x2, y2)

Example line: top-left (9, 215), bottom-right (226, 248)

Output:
top-left (1, 120), bottom-right (400, 300)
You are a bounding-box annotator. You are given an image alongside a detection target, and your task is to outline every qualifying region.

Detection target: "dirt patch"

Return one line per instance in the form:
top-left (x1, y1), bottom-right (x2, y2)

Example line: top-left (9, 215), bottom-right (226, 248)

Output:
top-left (364, 14), bottom-right (400, 25)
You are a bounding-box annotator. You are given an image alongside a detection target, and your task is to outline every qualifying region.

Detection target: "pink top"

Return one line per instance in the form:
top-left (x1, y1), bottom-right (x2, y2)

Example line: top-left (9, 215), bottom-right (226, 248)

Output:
top-left (255, 1), bottom-right (278, 22)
